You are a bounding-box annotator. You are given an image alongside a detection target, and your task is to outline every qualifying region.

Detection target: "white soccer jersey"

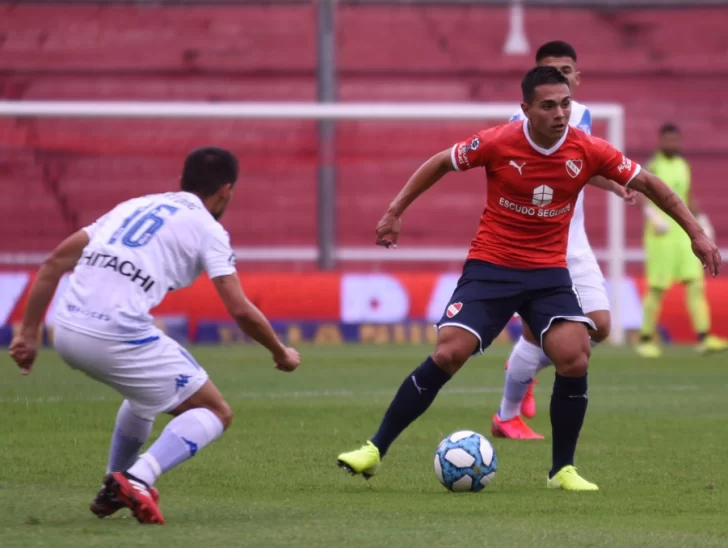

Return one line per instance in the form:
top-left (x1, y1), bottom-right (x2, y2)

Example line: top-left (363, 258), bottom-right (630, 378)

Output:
top-left (509, 100), bottom-right (594, 259)
top-left (55, 191), bottom-right (236, 342)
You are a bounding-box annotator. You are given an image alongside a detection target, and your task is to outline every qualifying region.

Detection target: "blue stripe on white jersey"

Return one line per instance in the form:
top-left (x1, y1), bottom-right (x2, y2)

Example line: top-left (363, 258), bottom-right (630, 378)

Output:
top-left (573, 103), bottom-right (592, 135)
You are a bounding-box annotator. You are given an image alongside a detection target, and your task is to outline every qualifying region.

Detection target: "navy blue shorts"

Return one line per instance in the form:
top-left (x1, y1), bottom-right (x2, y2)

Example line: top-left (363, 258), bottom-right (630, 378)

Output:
top-left (437, 259), bottom-right (595, 353)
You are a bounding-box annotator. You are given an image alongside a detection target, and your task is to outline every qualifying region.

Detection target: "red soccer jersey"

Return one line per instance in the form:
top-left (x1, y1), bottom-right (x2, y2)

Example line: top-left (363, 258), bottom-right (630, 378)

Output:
top-left (451, 120), bottom-right (641, 269)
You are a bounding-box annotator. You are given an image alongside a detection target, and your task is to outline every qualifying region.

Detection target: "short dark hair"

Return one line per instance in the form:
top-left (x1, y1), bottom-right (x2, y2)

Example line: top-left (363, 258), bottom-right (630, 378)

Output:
top-left (536, 40), bottom-right (577, 63)
top-left (521, 65), bottom-right (570, 103)
top-left (181, 146), bottom-right (239, 197)
top-left (659, 122), bottom-right (680, 135)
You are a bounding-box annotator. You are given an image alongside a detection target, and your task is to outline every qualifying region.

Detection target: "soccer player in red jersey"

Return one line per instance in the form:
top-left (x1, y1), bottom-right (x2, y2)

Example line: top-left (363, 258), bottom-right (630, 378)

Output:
top-left (337, 66), bottom-right (720, 490)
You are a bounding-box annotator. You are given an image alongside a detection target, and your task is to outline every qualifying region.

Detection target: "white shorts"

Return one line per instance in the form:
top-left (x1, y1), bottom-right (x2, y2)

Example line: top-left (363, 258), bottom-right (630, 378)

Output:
top-left (53, 325), bottom-right (209, 420)
top-left (567, 253), bottom-right (610, 315)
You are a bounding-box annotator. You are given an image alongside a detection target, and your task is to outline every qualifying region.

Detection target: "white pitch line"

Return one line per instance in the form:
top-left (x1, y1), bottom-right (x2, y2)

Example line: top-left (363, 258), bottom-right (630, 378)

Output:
top-left (0, 384), bottom-right (702, 405)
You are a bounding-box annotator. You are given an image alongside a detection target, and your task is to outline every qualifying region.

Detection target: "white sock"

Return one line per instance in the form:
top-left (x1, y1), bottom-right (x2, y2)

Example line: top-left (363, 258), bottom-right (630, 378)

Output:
top-left (107, 400), bottom-right (154, 474)
top-left (499, 338), bottom-right (543, 420)
top-left (127, 408), bottom-right (224, 487)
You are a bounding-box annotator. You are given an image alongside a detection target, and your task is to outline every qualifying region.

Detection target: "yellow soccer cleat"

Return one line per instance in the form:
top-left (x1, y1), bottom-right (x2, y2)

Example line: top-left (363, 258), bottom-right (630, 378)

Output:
top-left (636, 341), bottom-right (662, 359)
top-left (697, 335), bottom-right (728, 355)
top-left (337, 441), bottom-right (381, 479)
top-left (547, 466), bottom-right (599, 491)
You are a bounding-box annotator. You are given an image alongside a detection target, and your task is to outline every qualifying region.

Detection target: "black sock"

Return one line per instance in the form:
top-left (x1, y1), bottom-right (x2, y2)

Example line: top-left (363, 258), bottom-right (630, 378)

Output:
top-left (370, 357), bottom-right (451, 458)
top-left (698, 332), bottom-right (708, 342)
top-left (549, 373), bottom-right (588, 478)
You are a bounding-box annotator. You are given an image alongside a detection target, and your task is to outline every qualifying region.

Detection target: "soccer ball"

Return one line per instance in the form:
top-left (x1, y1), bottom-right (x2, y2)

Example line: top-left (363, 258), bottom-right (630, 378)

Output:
top-left (434, 430), bottom-right (497, 492)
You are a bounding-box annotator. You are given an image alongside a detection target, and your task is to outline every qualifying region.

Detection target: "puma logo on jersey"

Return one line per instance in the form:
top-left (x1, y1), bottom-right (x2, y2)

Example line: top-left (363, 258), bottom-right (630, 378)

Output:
top-left (509, 160), bottom-right (526, 175)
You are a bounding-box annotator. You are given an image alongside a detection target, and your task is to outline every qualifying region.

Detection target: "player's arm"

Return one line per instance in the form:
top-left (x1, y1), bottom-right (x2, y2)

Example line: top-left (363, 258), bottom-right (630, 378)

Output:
top-left (202, 227), bottom-right (299, 371)
top-left (388, 148), bottom-right (455, 216)
top-left (628, 169), bottom-right (720, 275)
top-left (9, 230), bottom-right (89, 374)
top-left (211, 274), bottom-right (298, 371)
top-left (637, 157), bottom-right (671, 234)
top-left (587, 175), bottom-right (637, 205)
top-left (595, 141), bottom-right (720, 275)
top-left (684, 165), bottom-right (715, 241)
top-left (376, 133), bottom-right (487, 248)
top-left (20, 230), bottom-right (88, 338)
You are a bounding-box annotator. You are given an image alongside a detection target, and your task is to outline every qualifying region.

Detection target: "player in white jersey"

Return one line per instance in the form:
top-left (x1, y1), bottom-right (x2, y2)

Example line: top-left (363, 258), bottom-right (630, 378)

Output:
top-left (9, 147), bottom-right (301, 525)
top-left (490, 42), bottom-right (636, 440)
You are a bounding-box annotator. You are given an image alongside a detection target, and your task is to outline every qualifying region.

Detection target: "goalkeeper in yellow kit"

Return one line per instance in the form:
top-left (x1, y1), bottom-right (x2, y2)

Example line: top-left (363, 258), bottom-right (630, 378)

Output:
top-left (637, 123), bottom-right (728, 357)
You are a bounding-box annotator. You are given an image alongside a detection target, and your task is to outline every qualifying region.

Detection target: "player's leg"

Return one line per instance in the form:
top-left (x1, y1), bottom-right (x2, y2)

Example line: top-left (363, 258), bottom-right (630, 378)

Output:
top-left (337, 325), bottom-right (475, 478)
top-left (103, 378), bottom-right (230, 526)
top-left (495, 257), bottom-right (609, 434)
top-left (519, 285), bottom-right (598, 491)
top-left (637, 234), bottom-right (673, 358)
top-left (337, 275), bottom-right (518, 478)
top-left (89, 399), bottom-right (156, 519)
top-left (106, 400), bottom-right (154, 475)
top-left (120, 378), bottom-right (230, 488)
top-left (52, 326), bottom-right (163, 520)
top-left (492, 321), bottom-right (545, 439)
top-left (55, 328), bottom-right (216, 524)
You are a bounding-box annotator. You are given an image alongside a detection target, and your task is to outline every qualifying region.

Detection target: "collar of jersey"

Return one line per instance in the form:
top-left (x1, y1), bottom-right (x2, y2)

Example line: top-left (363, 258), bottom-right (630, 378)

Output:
top-left (177, 191), bottom-right (210, 212)
top-left (522, 119), bottom-right (569, 156)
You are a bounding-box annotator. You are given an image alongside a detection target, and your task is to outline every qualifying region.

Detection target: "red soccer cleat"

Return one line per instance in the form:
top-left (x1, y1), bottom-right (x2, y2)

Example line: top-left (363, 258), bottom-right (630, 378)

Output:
top-left (520, 379), bottom-right (538, 419)
top-left (90, 481), bottom-right (160, 519)
top-left (491, 413), bottom-right (544, 440)
top-left (102, 472), bottom-right (165, 525)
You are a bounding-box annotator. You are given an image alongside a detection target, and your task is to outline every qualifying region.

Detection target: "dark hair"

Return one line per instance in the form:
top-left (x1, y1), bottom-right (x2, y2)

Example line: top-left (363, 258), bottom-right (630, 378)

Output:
top-left (181, 146), bottom-right (239, 197)
top-left (536, 41), bottom-right (577, 63)
top-left (521, 66), bottom-right (570, 103)
top-left (659, 122), bottom-right (680, 135)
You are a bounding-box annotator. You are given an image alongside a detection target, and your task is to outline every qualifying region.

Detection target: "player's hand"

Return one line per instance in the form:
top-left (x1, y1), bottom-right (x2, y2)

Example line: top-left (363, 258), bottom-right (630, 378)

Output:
top-left (622, 187), bottom-right (638, 206)
top-left (9, 333), bottom-right (38, 375)
top-left (691, 232), bottom-right (722, 278)
top-left (273, 347), bottom-right (300, 372)
top-left (375, 211), bottom-right (402, 248)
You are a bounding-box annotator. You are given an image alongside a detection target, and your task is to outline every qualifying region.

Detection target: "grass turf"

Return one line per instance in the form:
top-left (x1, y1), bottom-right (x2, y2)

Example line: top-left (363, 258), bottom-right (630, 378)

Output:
top-left (1, 343), bottom-right (727, 547)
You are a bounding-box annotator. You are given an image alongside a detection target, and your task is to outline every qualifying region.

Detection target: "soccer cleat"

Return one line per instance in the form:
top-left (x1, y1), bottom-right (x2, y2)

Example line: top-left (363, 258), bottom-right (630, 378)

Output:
top-left (697, 335), bottom-right (728, 355)
top-left (337, 441), bottom-right (381, 479)
top-left (102, 472), bottom-right (165, 525)
top-left (491, 414), bottom-right (544, 440)
top-left (547, 465), bottom-right (599, 491)
top-left (90, 481), bottom-right (160, 519)
top-left (520, 380), bottom-right (538, 419)
top-left (635, 341), bottom-right (662, 359)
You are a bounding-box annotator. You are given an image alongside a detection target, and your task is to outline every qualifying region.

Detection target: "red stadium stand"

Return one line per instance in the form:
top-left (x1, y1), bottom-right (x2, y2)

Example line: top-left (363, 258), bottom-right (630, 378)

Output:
top-left (1, 4), bottom-right (727, 261)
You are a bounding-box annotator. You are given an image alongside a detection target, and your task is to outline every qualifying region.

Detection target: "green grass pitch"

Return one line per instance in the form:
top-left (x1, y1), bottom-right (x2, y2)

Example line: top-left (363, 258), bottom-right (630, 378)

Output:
top-left (2, 343), bottom-right (727, 547)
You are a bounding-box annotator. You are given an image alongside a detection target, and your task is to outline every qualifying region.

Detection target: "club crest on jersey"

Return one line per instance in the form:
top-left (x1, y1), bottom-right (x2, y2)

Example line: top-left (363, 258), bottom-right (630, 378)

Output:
top-left (446, 302), bottom-right (463, 318)
top-left (565, 159), bottom-right (583, 178)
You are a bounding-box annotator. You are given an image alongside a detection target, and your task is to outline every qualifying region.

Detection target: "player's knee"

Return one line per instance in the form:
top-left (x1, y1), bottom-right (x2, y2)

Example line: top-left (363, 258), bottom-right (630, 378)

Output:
top-left (432, 345), bottom-right (469, 375)
top-left (431, 345), bottom-right (470, 375)
top-left (553, 338), bottom-right (590, 377)
top-left (545, 322), bottom-right (591, 377)
top-left (433, 326), bottom-right (480, 374)
top-left (558, 348), bottom-right (590, 377)
top-left (212, 401), bottom-right (233, 431)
